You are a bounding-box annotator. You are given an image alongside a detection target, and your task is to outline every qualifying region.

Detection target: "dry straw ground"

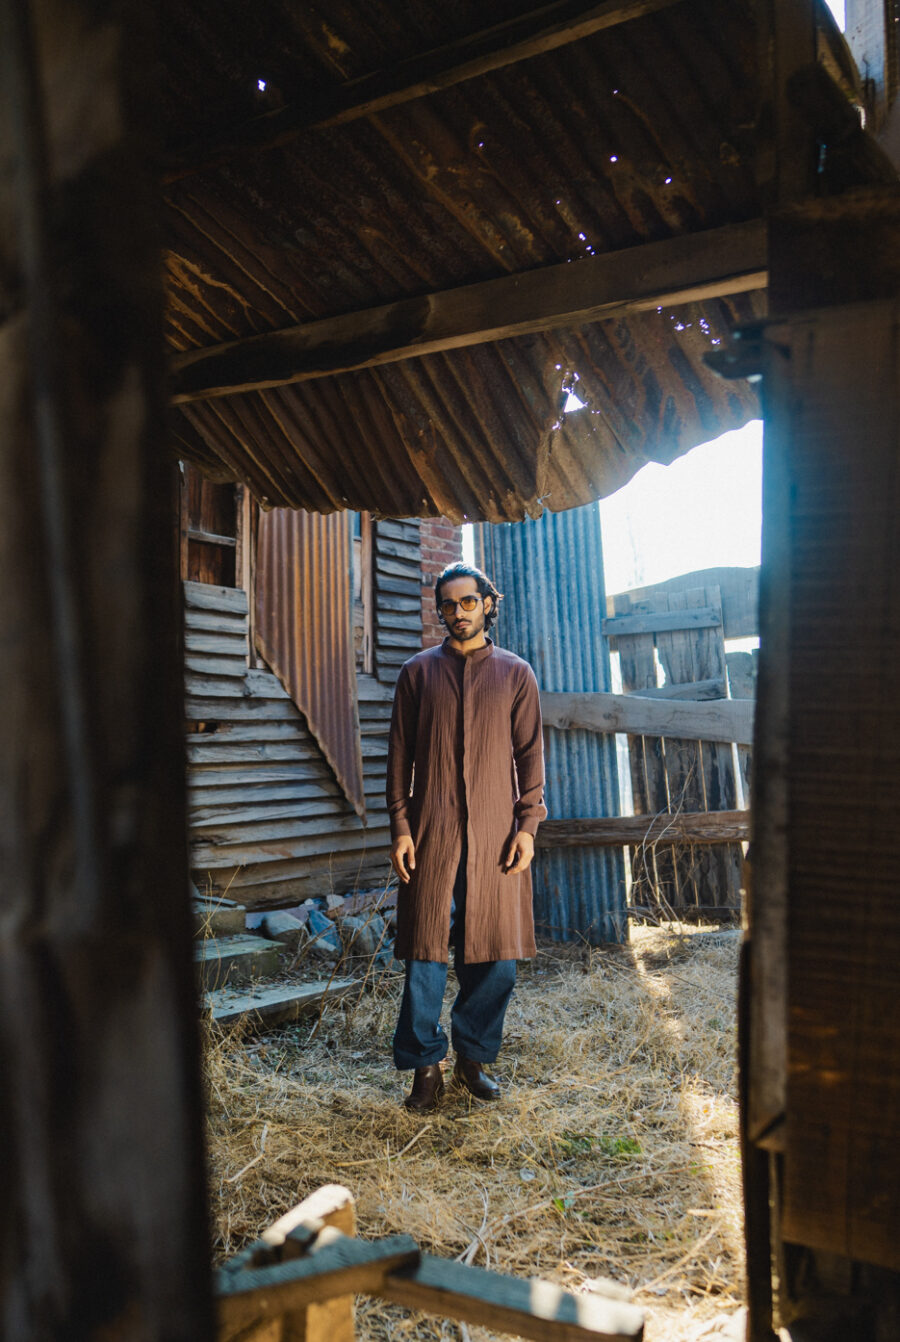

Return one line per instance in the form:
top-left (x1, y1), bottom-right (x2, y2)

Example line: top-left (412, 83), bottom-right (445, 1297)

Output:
top-left (205, 923), bottom-right (744, 1342)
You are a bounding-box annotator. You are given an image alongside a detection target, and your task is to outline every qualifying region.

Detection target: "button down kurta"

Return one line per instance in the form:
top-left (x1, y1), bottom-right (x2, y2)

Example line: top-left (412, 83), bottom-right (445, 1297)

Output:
top-left (386, 637), bottom-right (547, 963)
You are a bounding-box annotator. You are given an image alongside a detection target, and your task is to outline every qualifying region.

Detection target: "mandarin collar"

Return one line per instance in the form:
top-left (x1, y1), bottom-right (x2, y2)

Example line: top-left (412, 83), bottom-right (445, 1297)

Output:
top-left (441, 635), bottom-right (495, 663)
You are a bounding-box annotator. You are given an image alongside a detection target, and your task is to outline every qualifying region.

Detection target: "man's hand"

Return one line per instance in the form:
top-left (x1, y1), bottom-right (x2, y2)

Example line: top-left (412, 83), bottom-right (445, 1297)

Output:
top-left (503, 830), bottom-right (534, 876)
top-left (391, 836), bottom-right (416, 884)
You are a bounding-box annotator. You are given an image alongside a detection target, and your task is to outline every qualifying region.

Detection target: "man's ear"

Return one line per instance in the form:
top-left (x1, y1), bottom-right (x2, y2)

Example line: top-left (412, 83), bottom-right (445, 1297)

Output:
top-left (483, 594), bottom-right (493, 617)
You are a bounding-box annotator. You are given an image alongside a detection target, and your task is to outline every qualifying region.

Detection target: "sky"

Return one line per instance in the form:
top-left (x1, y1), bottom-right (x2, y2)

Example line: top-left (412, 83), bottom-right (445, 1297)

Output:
top-left (598, 419), bottom-right (763, 596)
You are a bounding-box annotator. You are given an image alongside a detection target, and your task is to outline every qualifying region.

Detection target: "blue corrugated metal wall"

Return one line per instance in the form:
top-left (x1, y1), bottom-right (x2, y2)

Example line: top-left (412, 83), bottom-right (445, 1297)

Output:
top-left (475, 505), bottom-right (626, 944)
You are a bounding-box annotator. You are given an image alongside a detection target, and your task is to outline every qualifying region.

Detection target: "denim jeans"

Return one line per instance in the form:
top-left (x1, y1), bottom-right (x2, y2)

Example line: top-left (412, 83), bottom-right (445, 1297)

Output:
top-left (393, 854), bottom-right (516, 1071)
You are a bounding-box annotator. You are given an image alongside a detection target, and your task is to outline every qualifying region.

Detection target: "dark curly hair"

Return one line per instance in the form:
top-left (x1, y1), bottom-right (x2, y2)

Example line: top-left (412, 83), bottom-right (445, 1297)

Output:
top-left (434, 562), bottom-right (503, 631)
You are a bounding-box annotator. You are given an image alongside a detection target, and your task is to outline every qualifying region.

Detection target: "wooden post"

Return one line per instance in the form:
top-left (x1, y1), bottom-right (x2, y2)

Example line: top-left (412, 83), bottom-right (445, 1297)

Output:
top-left (0, 0), bottom-right (211, 1336)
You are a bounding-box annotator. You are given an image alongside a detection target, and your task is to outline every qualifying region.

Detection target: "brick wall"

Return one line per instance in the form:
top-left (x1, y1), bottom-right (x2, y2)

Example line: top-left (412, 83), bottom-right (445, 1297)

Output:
top-left (420, 518), bottom-right (463, 647)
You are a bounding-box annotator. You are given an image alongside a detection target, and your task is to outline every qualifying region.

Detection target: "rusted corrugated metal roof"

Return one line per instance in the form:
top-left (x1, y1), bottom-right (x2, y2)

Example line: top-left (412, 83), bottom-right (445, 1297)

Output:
top-left (158, 0), bottom-right (848, 519)
top-left (255, 508), bottom-right (365, 816)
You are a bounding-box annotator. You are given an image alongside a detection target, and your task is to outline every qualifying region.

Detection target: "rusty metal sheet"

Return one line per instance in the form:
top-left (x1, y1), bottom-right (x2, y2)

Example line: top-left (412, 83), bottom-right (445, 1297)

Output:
top-left (158, 0), bottom-right (801, 515)
top-left (255, 508), bottom-right (365, 817)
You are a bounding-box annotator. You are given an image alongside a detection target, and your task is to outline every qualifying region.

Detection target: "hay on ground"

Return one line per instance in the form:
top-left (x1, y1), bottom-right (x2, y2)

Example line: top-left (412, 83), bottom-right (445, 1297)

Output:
top-left (205, 923), bottom-right (743, 1342)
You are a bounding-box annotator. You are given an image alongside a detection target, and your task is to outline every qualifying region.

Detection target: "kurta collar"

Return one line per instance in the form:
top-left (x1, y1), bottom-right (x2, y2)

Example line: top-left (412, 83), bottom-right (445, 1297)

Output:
top-left (441, 635), bottom-right (495, 663)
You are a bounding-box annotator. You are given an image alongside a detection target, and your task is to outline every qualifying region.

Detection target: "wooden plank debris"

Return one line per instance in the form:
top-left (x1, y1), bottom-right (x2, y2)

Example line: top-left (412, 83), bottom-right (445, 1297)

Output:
top-left (205, 979), bottom-right (358, 1028)
top-left (217, 1235), bottom-right (421, 1338)
top-left (170, 223), bottom-right (766, 403)
top-left (540, 691), bottom-right (754, 746)
top-left (382, 1255), bottom-right (644, 1342)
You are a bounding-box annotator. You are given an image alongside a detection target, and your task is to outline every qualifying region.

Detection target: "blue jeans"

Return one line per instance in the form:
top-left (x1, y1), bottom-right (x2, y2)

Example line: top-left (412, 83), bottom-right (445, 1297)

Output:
top-left (393, 856), bottom-right (516, 1071)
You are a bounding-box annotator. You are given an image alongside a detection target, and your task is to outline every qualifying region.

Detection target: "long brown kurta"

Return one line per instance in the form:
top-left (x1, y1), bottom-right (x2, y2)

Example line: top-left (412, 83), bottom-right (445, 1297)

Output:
top-left (386, 636), bottom-right (546, 963)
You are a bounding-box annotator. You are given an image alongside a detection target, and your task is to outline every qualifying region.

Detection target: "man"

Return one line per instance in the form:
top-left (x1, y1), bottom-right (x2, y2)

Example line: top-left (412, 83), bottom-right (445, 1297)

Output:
top-left (386, 561), bottom-right (546, 1113)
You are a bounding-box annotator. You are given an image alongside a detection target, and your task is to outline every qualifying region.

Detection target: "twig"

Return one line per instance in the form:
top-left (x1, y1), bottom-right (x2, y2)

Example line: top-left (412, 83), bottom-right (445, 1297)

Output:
top-left (225, 1151), bottom-right (265, 1184)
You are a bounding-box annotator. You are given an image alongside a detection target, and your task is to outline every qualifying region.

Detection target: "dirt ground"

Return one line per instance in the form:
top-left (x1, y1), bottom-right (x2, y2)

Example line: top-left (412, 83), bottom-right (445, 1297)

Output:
top-left (206, 923), bottom-right (745, 1342)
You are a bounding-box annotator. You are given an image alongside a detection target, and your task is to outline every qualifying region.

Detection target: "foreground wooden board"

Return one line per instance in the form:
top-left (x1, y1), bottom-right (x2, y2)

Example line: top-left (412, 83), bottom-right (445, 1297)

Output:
top-left (217, 1235), bottom-right (420, 1337)
top-left (380, 1254), bottom-right (644, 1342)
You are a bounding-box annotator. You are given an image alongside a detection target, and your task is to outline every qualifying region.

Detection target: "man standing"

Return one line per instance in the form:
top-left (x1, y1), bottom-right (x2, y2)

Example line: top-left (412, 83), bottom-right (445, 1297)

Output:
top-left (386, 561), bottom-right (546, 1113)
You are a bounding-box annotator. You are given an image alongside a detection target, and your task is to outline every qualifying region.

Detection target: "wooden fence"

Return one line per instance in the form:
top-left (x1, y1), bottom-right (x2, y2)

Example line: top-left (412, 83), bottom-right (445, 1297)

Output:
top-left (535, 568), bottom-right (758, 921)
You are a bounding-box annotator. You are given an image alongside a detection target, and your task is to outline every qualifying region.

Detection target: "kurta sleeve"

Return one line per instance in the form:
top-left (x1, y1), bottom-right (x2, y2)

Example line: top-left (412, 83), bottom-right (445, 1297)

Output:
top-left (386, 663), bottom-right (417, 840)
top-left (511, 664), bottom-right (547, 837)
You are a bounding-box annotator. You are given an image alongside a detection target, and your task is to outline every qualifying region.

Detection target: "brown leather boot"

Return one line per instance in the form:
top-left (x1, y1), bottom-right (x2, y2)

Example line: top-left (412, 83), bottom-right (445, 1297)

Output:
top-left (403, 1063), bottom-right (445, 1112)
top-left (453, 1054), bottom-right (501, 1101)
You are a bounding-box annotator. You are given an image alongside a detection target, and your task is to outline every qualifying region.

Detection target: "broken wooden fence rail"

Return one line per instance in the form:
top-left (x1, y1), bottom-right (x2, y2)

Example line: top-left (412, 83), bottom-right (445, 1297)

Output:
top-left (535, 811), bottom-right (751, 848)
top-left (217, 1184), bottom-right (644, 1342)
top-left (540, 690), bottom-right (754, 747)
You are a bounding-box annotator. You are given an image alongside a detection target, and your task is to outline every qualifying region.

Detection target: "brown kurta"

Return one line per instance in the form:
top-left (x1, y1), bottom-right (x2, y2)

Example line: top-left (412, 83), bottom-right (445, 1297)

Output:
top-left (386, 637), bottom-right (546, 963)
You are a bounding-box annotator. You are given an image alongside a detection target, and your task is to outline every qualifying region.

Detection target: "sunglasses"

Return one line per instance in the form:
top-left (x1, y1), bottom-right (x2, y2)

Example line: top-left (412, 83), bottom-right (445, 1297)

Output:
top-left (439, 594), bottom-right (483, 618)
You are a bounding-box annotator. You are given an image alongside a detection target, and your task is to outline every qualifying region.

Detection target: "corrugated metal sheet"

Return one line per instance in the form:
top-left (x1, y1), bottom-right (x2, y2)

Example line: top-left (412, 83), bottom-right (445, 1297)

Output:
top-left (255, 508), bottom-right (364, 816)
top-left (475, 504), bottom-right (626, 944)
top-left (158, 0), bottom-right (783, 519)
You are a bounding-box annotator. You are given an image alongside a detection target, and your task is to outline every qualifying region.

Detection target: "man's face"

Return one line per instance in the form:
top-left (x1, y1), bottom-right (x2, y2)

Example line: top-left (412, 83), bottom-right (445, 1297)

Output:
top-left (438, 576), bottom-right (492, 644)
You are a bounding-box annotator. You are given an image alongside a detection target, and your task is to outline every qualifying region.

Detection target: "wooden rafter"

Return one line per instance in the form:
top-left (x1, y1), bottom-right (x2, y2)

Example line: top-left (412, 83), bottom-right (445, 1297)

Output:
top-left (171, 218), bottom-right (767, 403)
top-left (163, 0), bottom-right (684, 181)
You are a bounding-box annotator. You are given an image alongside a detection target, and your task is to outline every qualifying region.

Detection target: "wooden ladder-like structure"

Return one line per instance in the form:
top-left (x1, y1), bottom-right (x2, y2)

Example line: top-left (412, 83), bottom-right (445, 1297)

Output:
top-left (217, 1185), bottom-right (644, 1342)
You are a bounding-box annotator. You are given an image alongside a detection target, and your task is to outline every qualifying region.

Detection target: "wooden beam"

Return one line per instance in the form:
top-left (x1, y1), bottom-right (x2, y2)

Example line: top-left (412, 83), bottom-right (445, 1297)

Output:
top-left (540, 690), bottom-right (755, 746)
top-left (536, 811), bottom-right (751, 847)
top-left (163, 0), bottom-right (684, 182)
top-left (170, 220), bottom-right (767, 403)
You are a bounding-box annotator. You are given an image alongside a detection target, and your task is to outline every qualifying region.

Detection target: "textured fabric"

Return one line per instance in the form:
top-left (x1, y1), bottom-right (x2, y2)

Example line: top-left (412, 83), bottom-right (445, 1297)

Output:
top-left (386, 636), bottom-right (546, 962)
top-left (393, 858), bottom-right (516, 1069)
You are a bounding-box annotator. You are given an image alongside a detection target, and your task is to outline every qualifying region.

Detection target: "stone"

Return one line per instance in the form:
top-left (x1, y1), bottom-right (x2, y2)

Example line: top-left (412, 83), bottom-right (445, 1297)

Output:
top-left (306, 908), bottom-right (341, 956)
top-left (260, 911), bottom-right (308, 950)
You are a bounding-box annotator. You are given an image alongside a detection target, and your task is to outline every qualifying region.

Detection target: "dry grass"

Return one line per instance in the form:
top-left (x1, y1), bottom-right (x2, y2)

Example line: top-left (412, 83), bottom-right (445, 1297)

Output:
top-left (205, 923), bottom-right (744, 1342)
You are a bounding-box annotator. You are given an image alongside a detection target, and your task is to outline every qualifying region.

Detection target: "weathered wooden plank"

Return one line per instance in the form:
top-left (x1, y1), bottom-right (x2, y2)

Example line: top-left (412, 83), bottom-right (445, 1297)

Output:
top-left (381, 1254), bottom-right (644, 1342)
top-left (189, 763), bottom-right (330, 786)
top-left (184, 607), bottom-right (248, 636)
top-left (185, 630), bottom-right (249, 657)
top-left (613, 594), bottom-right (676, 915)
top-left (608, 567), bottom-right (759, 640)
top-left (165, 0), bottom-right (682, 181)
top-left (192, 798), bottom-right (347, 831)
top-left (189, 721), bottom-right (316, 743)
top-left (185, 697), bottom-right (303, 721)
top-left (184, 676), bottom-right (246, 700)
top-left (171, 222), bottom-right (766, 402)
top-left (193, 824), bottom-right (392, 871)
top-left (184, 579), bottom-right (248, 613)
top-left (540, 691), bottom-right (754, 746)
top-left (374, 555), bottom-right (421, 582)
top-left (189, 784), bottom-right (340, 815)
top-left (185, 651), bottom-right (247, 676)
top-left (186, 741), bottom-right (324, 764)
top-left (536, 812), bottom-right (750, 847)
top-left (603, 607), bottom-right (721, 638)
top-left (357, 675), bottom-right (395, 704)
top-left (640, 677), bottom-right (727, 701)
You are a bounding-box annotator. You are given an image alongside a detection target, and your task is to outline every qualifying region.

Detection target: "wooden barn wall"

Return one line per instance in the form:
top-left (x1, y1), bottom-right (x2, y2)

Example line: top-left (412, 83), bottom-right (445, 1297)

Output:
top-left (185, 519), bottom-right (422, 908)
top-left (372, 519), bottom-right (423, 683)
